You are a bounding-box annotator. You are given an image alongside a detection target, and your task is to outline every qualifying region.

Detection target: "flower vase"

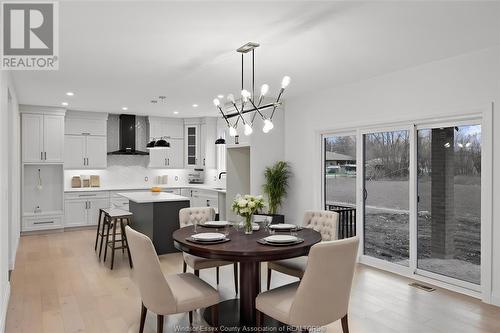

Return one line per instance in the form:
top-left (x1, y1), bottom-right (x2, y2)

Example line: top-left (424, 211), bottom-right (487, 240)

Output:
top-left (244, 215), bottom-right (254, 234)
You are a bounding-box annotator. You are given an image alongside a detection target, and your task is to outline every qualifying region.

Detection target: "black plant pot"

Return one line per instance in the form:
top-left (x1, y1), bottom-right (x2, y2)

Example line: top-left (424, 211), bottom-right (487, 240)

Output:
top-left (255, 213), bottom-right (285, 225)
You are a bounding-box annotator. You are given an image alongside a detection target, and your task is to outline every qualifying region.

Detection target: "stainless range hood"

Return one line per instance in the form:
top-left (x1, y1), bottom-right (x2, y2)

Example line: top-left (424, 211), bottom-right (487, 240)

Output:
top-left (107, 114), bottom-right (149, 155)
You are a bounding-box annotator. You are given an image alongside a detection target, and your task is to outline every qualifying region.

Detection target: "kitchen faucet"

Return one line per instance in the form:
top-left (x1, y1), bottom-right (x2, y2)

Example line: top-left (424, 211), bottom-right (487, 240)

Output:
top-left (218, 171), bottom-right (227, 179)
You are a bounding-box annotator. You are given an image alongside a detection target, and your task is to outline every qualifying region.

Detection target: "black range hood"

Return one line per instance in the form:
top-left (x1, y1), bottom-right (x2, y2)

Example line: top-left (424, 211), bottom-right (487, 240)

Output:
top-left (107, 114), bottom-right (149, 155)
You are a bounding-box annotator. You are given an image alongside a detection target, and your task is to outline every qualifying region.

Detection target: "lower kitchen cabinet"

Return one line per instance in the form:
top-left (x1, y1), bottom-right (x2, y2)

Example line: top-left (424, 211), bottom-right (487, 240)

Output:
top-left (64, 192), bottom-right (110, 227)
top-left (22, 213), bottom-right (63, 232)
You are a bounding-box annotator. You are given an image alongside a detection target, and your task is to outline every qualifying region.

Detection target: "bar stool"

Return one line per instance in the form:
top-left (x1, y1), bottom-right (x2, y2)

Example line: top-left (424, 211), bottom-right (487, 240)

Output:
top-left (101, 208), bottom-right (134, 270)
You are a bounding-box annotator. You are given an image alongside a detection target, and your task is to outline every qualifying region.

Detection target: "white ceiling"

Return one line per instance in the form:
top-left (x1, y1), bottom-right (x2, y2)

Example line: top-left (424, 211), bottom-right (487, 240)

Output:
top-left (11, 1), bottom-right (500, 118)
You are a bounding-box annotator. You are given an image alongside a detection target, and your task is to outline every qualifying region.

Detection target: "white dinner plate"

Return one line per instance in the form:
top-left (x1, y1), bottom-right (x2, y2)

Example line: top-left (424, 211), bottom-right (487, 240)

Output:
top-left (203, 221), bottom-right (229, 227)
top-left (264, 235), bottom-right (298, 244)
top-left (191, 233), bottom-right (226, 242)
top-left (269, 223), bottom-right (297, 230)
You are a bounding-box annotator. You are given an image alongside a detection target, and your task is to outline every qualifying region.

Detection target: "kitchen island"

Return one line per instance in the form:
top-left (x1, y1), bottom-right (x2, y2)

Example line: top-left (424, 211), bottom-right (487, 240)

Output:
top-left (118, 191), bottom-right (190, 254)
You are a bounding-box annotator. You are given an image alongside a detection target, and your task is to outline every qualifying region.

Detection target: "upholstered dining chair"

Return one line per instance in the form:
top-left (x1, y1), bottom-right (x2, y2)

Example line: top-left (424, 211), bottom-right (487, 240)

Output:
top-left (267, 210), bottom-right (339, 289)
top-left (256, 236), bottom-right (359, 333)
top-left (179, 207), bottom-right (238, 293)
top-left (125, 226), bottom-right (219, 333)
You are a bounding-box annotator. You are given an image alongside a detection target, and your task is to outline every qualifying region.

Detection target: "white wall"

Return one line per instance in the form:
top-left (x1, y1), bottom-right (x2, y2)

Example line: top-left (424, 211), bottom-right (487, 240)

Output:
top-left (0, 71), bottom-right (20, 332)
top-left (283, 46), bottom-right (500, 304)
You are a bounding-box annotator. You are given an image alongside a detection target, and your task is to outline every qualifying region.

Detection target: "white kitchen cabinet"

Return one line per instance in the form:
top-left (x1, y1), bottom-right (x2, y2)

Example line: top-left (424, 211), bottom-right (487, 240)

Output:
top-left (87, 198), bottom-right (110, 225)
top-left (64, 135), bottom-right (107, 169)
top-left (22, 214), bottom-right (63, 231)
top-left (64, 200), bottom-right (88, 227)
top-left (22, 112), bottom-right (65, 163)
top-left (148, 139), bottom-right (183, 168)
top-left (64, 192), bottom-right (110, 227)
top-left (184, 117), bottom-right (217, 168)
top-left (85, 136), bottom-right (107, 168)
top-left (149, 116), bottom-right (184, 139)
top-left (200, 118), bottom-right (217, 169)
top-left (185, 124), bottom-right (200, 167)
top-left (65, 117), bottom-right (107, 136)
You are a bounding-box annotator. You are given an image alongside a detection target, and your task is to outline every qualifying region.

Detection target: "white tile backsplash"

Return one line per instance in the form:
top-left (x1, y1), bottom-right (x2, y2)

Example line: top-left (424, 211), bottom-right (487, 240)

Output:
top-left (64, 155), bottom-right (225, 189)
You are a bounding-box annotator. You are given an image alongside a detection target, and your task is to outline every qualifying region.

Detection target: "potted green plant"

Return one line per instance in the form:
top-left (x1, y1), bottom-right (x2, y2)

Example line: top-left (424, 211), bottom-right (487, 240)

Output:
top-left (260, 161), bottom-right (290, 224)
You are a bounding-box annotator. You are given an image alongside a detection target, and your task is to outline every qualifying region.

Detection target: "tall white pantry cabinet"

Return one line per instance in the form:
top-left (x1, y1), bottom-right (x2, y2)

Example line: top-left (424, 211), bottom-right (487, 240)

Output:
top-left (21, 106), bottom-right (66, 231)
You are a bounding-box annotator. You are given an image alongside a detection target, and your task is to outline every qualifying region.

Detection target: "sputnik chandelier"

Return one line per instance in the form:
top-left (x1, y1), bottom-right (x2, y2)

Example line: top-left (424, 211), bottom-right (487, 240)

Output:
top-left (213, 42), bottom-right (290, 137)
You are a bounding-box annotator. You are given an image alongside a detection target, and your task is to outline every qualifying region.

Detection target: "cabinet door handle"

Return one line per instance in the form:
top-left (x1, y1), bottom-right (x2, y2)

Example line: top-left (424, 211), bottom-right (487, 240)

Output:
top-left (165, 158), bottom-right (167, 166)
top-left (34, 220), bottom-right (54, 225)
top-left (44, 152), bottom-right (47, 160)
top-left (86, 157), bottom-right (89, 166)
top-left (88, 201), bottom-right (91, 209)
top-left (41, 152), bottom-right (43, 160)
top-left (203, 158), bottom-right (205, 166)
top-left (167, 158), bottom-right (170, 166)
top-left (79, 194), bottom-right (97, 197)
top-left (83, 157), bottom-right (86, 166)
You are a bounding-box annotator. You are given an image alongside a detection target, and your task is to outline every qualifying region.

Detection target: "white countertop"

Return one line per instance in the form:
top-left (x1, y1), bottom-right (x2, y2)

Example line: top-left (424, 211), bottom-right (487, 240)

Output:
top-left (118, 191), bottom-right (190, 203)
top-left (64, 184), bottom-right (226, 194)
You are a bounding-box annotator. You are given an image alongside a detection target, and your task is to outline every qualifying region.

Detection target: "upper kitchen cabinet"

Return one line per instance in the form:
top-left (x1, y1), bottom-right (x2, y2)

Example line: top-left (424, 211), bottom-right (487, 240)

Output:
top-left (184, 117), bottom-right (217, 168)
top-left (64, 111), bottom-right (108, 169)
top-left (21, 106), bottom-right (65, 164)
top-left (148, 117), bottom-right (184, 168)
top-left (201, 117), bottom-right (217, 169)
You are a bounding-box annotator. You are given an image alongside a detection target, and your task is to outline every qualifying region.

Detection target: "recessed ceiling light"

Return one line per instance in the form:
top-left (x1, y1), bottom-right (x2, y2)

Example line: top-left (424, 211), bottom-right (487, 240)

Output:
top-left (61, 102), bottom-right (68, 106)
top-left (122, 106), bottom-right (128, 111)
top-left (173, 111), bottom-right (179, 115)
top-left (66, 92), bottom-right (74, 96)
top-left (217, 94), bottom-right (224, 99)
top-left (192, 104), bottom-right (198, 108)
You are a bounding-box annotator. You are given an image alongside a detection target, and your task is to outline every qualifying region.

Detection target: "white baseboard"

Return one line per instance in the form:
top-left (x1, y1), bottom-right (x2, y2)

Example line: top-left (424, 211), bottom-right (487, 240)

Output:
top-left (9, 236), bottom-right (19, 270)
top-left (0, 283), bottom-right (11, 333)
top-left (491, 293), bottom-right (500, 307)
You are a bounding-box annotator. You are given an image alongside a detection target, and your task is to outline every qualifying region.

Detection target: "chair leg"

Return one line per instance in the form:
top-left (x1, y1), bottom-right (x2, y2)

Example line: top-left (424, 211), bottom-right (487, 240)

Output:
top-left (121, 218), bottom-right (133, 268)
top-left (194, 269), bottom-right (199, 277)
top-left (341, 314), bottom-right (349, 333)
top-left (188, 311), bottom-right (193, 326)
top-left (103, 217), bottom-right (111, 262)
top-left (98, 215), bottom-right (107, 260)
top-left (211, 303), bottom-right (219, 329)
top-left (183, 260), bottom-right (187, 273)
top-left (256, 310), bottom-right (263, 328)
top-left (94, 209), bottom-right (102, 251)
top-left (216, 267), bottom-right (220, 285)
top-left (267, 268), bottom-right (272, 290)
top-left (120, 218), bottom-right (125, 254)
top-left (110, 218), bottom-right (117, 270)
top-left (157, 314), bottom-right (164, 333)
top-left (139, 303), bottom-right (147, 333)
top-left (233, 263), bottom-right (238, 294)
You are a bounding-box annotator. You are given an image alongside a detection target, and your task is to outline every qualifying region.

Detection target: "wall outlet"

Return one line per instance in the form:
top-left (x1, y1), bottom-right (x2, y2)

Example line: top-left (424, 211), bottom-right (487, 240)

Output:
top-left (144, 176), bottom-right (149, 182)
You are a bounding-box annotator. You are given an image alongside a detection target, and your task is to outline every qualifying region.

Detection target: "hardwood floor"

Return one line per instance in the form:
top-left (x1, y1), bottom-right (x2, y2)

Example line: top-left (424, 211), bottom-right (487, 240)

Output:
top-left (5, 229), bottom-right (500, 333)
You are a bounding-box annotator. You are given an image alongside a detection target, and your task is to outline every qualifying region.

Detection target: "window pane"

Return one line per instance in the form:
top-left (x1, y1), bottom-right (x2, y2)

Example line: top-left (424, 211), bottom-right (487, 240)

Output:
top-left (364, 130), bottom-right (410, 266)
top-left (324, 135), bottom-right (357, 207)
top-left (417, 125), bottom-right (481, 284)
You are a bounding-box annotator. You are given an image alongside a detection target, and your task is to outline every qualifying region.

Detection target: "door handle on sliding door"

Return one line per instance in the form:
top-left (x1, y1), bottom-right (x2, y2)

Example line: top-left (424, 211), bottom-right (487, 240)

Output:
top-left (363, 188), bottom-right (368, 200)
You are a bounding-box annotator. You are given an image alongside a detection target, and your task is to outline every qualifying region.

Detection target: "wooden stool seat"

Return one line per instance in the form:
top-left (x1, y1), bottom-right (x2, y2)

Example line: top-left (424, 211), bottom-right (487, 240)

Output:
top-left (102, 208), bottom-right (133, 218)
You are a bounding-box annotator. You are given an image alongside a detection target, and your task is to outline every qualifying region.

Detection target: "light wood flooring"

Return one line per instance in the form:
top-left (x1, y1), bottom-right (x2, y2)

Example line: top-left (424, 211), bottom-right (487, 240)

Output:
top-left (5, 229), bottom-right (500, 333)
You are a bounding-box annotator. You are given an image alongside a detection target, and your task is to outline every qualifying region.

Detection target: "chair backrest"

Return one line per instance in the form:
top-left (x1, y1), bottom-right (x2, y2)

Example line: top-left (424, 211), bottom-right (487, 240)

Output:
top-left (289, 236), bottom-right (359, 326)
top-left (303, 210), bottom-right (338, 241)
top-left (179, 207), bottom-right (216, 228)
top-left (125, 226), bottom-right (176, 315)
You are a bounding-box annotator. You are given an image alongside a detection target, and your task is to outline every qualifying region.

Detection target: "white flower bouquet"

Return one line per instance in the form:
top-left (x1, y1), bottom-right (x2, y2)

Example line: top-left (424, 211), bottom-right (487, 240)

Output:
top-left (232, 194), bottom-right (266, 234)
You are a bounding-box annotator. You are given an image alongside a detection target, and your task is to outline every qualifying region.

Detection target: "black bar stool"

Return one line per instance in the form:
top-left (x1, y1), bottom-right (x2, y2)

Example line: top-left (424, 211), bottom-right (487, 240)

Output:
top-left (101, 208), bottom-right (134, 270)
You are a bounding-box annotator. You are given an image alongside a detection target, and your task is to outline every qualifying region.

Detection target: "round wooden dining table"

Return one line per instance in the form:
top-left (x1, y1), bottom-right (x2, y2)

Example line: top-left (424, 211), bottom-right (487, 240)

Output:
top-left (173, 225), bottom-right (322, 327)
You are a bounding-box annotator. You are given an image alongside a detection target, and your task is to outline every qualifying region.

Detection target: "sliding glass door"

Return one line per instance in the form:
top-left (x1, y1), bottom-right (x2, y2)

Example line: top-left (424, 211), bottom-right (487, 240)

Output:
top-left (417, 124), bottom-right (481, 285)
top-left (363, 129), bottom-right (410, 266)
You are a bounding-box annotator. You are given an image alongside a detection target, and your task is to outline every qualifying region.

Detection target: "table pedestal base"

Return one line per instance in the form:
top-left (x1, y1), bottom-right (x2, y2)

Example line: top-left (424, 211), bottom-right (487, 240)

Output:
top-left (203, 299), bottom-right (293, 330)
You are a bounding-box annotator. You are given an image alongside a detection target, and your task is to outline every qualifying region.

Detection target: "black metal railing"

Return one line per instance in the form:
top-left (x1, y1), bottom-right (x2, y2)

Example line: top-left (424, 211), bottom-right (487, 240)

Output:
top-left (326, 204), bottom-right (356, 239)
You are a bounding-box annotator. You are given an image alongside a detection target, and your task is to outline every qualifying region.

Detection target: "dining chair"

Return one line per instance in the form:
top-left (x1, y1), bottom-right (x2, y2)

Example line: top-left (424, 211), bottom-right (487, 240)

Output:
top-left (256, 236), bottom-right (359, 332)
top-left (179, 207), bottom-right (238, 293)
top-left (267, 210), bottom-right (339, 289)
top-left (125, 226), bottom-right (219, 333)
